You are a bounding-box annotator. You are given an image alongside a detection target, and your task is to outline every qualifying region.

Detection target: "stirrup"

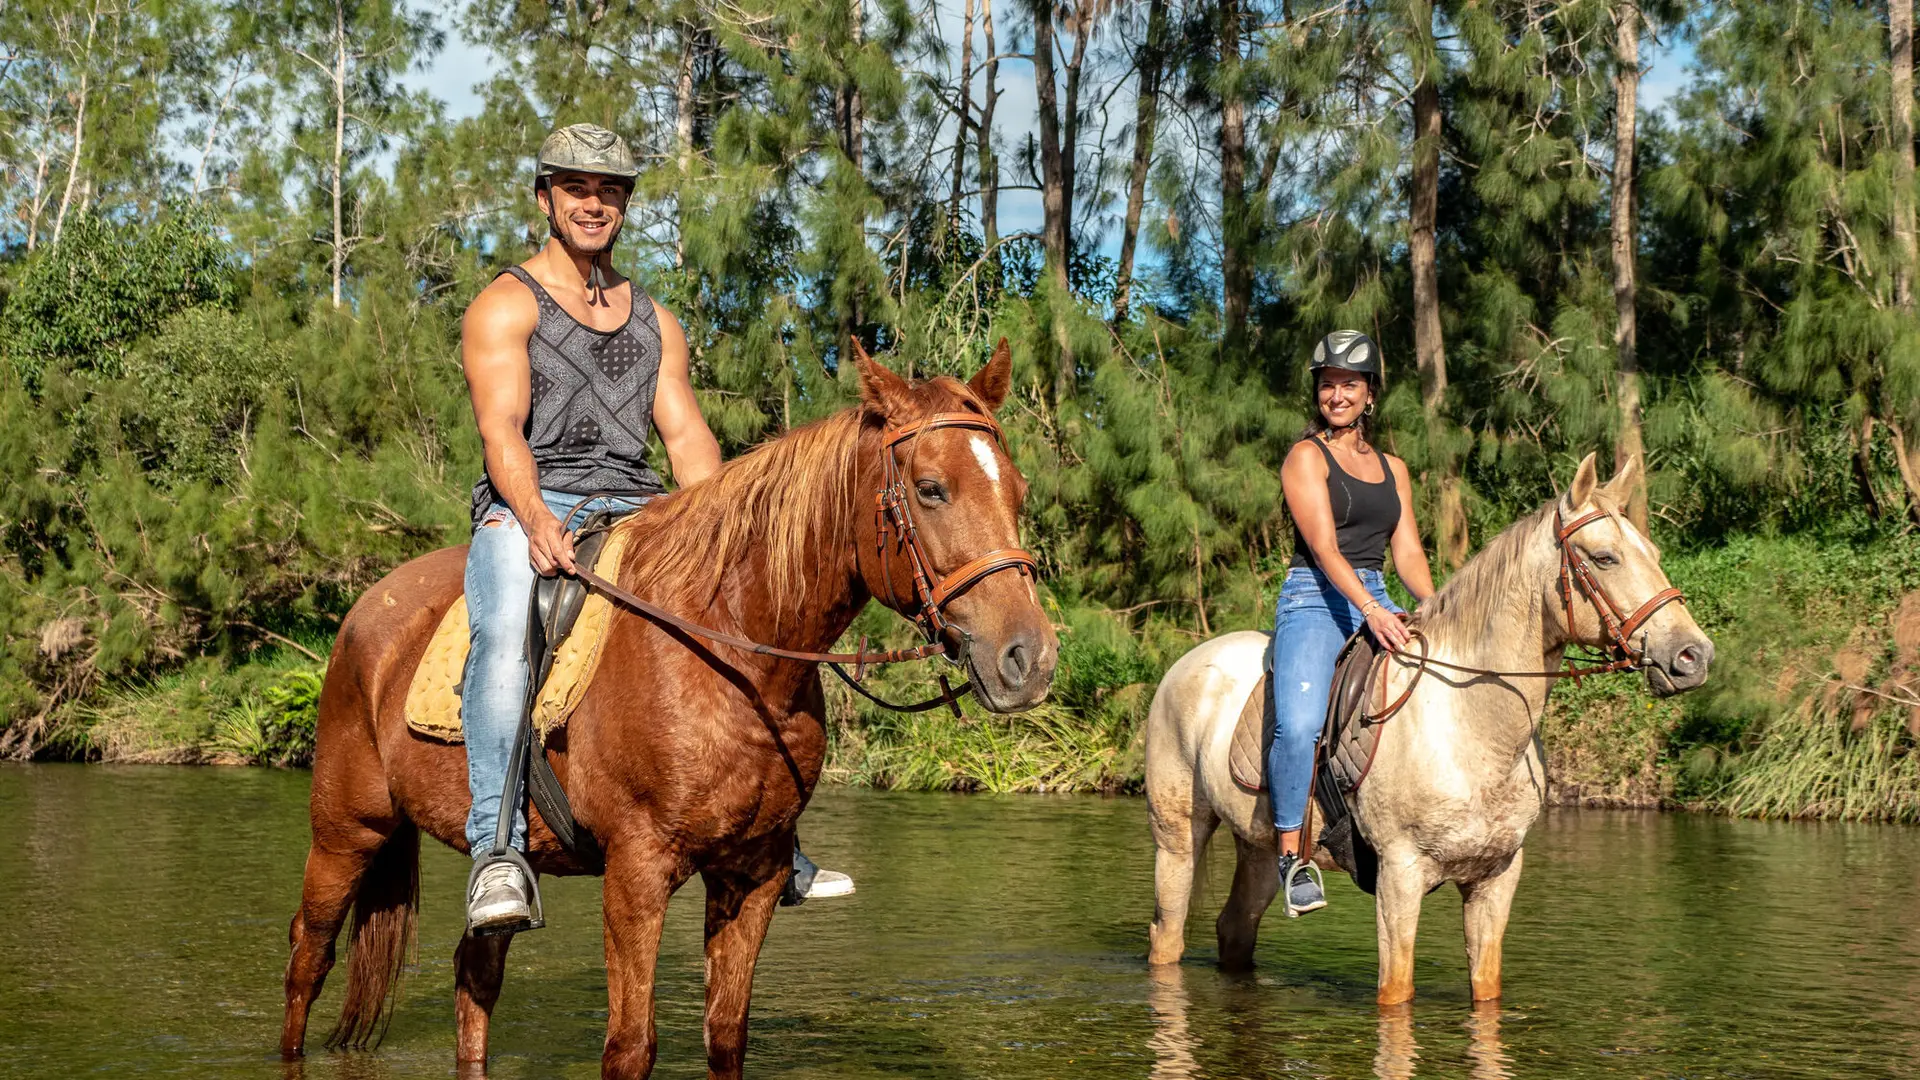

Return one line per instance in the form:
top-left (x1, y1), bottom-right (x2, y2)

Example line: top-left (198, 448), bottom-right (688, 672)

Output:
top-left (465, 847), bottom-right (545, 937)
top-left (1281, 856), bottom-right (1327, 919)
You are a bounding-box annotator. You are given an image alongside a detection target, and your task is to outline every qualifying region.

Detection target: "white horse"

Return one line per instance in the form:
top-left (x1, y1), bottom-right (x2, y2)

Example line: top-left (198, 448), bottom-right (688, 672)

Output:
top-left (1144, 454), bottom-right (1714, 1004)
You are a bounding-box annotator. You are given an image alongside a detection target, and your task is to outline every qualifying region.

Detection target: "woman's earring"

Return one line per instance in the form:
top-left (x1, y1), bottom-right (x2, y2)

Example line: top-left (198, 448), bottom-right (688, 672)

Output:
top-left (1364, 401), bottom-right (1376, 416)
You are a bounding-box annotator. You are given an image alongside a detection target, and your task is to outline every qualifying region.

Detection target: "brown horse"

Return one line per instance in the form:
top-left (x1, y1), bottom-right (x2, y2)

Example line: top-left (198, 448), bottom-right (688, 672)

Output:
top-left (278, 343), bottom-right (1058, 1078)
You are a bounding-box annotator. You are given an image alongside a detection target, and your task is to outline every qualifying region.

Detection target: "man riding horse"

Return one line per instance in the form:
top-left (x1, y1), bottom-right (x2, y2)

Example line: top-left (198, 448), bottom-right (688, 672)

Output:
top-left (459, 122), bottom-right (850, 933)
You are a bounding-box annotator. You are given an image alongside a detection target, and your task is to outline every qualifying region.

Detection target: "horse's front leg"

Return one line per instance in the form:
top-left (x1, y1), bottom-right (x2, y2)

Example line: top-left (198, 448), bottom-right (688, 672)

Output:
top-left (1459, 848), bottom-right (1523, 1002)
top-left (700, 840), bottom-right (791, 1080)
top-left (1374, 848), bottom-right (1428, 1007)
top-left (601, 844), bottom-right (681, 1080)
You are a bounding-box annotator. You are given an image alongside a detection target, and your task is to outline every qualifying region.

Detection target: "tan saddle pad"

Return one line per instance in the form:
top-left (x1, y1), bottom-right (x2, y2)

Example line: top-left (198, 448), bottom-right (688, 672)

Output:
top-left (405, 527), bottom-right (633, 744)
top-left (1229, 629), bottom-right (1388, 794)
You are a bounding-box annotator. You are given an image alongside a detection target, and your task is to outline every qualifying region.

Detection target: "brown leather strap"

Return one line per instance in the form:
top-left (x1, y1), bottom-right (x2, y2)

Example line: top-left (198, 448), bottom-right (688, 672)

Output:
top-left (575, 567), bottom-right (949, 666)
top-left (928, 550), bottom-right (1038, 607)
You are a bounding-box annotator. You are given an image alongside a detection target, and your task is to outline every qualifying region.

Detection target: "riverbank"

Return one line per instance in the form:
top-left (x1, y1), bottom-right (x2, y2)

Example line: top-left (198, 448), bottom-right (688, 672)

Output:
top-left (14, 533), bottom-right (1920, 821)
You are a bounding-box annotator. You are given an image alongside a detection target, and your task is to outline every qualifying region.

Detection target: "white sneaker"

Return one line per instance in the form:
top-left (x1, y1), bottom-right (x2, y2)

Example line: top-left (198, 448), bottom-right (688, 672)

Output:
top-left (467, 859), bottom-right (532, 931)
top-left (804, 868), bottom-right (856, 899)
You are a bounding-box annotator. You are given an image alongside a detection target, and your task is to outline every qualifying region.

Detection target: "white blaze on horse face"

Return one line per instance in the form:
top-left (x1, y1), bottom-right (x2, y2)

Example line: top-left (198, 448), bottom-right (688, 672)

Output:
top-left (970, 435), bottom-right (1002, 486)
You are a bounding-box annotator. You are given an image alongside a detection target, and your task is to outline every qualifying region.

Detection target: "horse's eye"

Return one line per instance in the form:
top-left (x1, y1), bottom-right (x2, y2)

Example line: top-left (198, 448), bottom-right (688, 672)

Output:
top-left (916, 480), bottom-right (947, 504)
top-left (1591, 550), bottom-right (1618, 568)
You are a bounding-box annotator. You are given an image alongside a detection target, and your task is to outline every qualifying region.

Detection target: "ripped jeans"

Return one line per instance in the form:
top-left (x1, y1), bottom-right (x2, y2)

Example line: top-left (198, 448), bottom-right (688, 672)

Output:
top-left (1266, 566), bottom-right (1404, 832)
top-left (462, 489), bottom-right (648, 855)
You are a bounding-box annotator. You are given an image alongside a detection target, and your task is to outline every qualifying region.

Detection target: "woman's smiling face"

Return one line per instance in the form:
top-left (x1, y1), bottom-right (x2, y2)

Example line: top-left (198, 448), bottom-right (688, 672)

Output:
top-left (1317, 369), bottom-right (1372, 428)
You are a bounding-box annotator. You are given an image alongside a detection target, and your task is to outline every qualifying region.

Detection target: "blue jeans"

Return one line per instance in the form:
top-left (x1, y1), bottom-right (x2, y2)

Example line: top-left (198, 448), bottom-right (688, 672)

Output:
top-left (462, 488), bottom-right (649, 856)
top-left (1267, 566), bottom-right (1404, 831)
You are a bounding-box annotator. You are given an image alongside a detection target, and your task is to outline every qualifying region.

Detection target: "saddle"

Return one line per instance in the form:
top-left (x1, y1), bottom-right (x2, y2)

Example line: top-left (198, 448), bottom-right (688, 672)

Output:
top-left (1228, 627), bottom-right (1389, 894)
top-left (405, 513), bottom-right (628, 745)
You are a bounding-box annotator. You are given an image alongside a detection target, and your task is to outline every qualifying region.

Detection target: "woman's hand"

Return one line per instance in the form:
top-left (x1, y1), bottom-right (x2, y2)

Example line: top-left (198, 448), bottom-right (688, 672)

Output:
top-left (1364, 604), bottom-right (1411, 651)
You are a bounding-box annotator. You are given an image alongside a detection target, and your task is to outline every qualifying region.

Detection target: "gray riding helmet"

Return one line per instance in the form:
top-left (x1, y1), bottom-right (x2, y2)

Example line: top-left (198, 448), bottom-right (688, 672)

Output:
top-left (534, 123), bottom-right (639, 188)
top-left (1309, 330), bottom-right (1382, 385)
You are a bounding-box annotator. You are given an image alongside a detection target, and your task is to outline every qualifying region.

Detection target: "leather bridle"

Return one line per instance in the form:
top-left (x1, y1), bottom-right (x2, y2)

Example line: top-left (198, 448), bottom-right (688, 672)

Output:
top-left (1357, 505), bottom-right (1689, 727)
top-left (1553, 507), bottom-right (1687, 671)
top-left (873, 412), bottom-right (1039, 648)
top-left (574, 409), bottom-right (1038, 715)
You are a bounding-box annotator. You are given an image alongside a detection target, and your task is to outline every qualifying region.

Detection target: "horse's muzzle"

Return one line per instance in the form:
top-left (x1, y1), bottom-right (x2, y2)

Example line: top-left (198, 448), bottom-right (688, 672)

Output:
top-left (1644, 634), bottom-right (1714, 697)
top-left (967, 627), bottom-right (1058, 712)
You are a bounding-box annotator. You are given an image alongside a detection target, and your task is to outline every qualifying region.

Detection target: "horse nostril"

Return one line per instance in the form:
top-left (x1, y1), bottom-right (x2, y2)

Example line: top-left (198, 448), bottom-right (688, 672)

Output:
top-left (1000, 640), bottom-right (1032, 684)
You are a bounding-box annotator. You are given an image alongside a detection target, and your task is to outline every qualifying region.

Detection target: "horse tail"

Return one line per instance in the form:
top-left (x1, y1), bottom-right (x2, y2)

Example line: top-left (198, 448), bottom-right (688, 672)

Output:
top-left (325, 819), bottom-right (420, 1050)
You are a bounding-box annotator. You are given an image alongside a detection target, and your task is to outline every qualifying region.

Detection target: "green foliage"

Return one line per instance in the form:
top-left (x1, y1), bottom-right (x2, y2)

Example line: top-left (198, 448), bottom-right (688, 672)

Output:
top-left (2, 0), bottom-right (1918, 823)
top-left (2, 209), bottom-right (236, 390)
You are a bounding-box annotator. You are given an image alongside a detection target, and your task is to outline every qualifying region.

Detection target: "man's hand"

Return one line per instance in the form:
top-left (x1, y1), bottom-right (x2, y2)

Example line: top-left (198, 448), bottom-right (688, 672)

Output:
top-left (526, 512), bottom-right (577, 576)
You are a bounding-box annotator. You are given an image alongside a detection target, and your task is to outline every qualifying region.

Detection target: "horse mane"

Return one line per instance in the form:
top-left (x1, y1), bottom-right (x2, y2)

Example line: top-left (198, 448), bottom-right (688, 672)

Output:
top-left (1411, 489), bottom-right (1634, 646)
top-left (613, 408), bottom-right (870, 623)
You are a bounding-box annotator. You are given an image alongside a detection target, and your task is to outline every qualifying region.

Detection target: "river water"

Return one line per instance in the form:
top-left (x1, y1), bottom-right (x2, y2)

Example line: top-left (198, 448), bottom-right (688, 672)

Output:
top-left (2, 764), bottom-right (1917, 1078)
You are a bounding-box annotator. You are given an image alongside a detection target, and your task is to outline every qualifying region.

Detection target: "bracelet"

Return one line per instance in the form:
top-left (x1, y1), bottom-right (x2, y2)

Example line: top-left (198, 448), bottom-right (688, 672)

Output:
top-left (1359, 599), bottom-right (1383, 618)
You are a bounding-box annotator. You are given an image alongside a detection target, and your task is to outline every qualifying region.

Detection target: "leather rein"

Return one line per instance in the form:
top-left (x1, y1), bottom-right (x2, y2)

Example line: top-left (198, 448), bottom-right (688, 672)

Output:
top-left (574, 412), bottom-right (1038, 716)
top-left (1357, 506), bottom-right (1687, 727)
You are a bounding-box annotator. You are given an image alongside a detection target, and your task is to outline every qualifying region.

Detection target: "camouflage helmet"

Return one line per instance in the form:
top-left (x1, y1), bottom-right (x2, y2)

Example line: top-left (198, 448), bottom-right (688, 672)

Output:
top-left (534, 123), bottom-right (639, 187)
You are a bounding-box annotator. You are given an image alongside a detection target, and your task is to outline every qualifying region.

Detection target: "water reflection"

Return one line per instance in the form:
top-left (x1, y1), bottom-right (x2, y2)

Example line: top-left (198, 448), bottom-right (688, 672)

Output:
top-left (5, 768), bottom-right (1920, 1079)
top-left (1465, 1002), bottom-right (1512, 1080)
top-left (1374, 1005), bottom-right (1418, 1080)
top-left (1146, 965), bottom-right (1198, 1080)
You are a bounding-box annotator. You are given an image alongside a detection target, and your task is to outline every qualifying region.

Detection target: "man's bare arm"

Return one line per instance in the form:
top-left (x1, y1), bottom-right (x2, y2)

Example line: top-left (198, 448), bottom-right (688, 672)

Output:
top-left (650, 302), bottom-right (722, 488)
top-left (462, 278), bottom-right (576, 574)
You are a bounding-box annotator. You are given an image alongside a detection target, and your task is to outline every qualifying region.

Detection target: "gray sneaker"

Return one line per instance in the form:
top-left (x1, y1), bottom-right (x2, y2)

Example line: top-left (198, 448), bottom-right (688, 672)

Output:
top-left (781, 847), bottom-right (856, 906)
top-left (467, 859), bottom-right (533, 932)
top-left (1279, 852), bottom-right (1326, 918)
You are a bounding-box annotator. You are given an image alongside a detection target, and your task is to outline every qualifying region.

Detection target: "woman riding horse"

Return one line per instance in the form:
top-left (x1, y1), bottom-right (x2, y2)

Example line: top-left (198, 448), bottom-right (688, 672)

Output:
top-left (1270, 331), bottom-right (1434, 916)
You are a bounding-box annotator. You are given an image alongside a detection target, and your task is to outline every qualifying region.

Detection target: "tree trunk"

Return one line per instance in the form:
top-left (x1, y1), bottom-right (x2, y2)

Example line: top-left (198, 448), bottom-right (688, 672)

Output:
top-left (837, 0), bottom-right (867, 378)
top-left (1894, 0), bottom-right (1916, 312)
top-left (675, 22), bottom-right (698, 268)
top-left (1409, 2), bottom-right (1446, 412)
top-left (51, 11), bottom-right (98, 248)
top-left (1115, 0), bottom-right (1168, 323)
top-left (979, 0), bottom-right (1001, 258)
top-left (1611, 0), bottom-right (1647, 531)
top-left (1219, 0), bottom-right (1249, 354)
top-left (330, 0), bottom-right (347, 310)
top-left (1857, 415), bottom-right (1885, 519)
top-left (949, 0), bottom-right (976, 229)
top-left (1030, 0), bottom-right (1074, 406)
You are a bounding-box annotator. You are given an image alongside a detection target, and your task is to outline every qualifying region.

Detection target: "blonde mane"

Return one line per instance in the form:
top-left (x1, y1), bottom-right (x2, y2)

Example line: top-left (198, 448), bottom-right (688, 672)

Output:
top-left (1410, 501), bottom-right (1558, 643)
top-left (613, 409), bottom-right (868, 623)
top-left (1412, 492), bottom-right (1632, 645)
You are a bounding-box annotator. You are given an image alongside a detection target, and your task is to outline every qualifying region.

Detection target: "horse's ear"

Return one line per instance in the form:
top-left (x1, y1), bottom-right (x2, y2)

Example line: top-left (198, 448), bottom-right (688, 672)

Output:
top-left (967, 338), bottom-right (1013, 412)
top-left (1601, 452), bottom-right (1643, 505)
top-left (1563, 452), bottom-right (1600, 512)
top-left (853, 338), bottom-right (914, 422)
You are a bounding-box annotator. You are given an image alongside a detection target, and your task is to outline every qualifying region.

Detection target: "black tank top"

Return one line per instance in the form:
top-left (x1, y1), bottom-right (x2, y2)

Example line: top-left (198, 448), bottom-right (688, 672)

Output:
top-left (1289, 436), bottom-right (1401, 572)
top-left (470, 267), bottom-right (669, 524)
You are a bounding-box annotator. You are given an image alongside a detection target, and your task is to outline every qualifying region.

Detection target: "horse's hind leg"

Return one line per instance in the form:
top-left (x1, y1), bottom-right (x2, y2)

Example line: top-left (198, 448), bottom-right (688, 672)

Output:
top-left (1459, 849), bottom-right (1523, 1002)
top-left (700, 847), bottom-right (788, 1080)
top-left (1217, 834), bottom-right (1279, 971)
top-left (1147, 796), bottom-right (1218, 965)
top-left (280, 834), bottom-right (380, 1056)
top-left (455, 932), bottom-right (512, 1069)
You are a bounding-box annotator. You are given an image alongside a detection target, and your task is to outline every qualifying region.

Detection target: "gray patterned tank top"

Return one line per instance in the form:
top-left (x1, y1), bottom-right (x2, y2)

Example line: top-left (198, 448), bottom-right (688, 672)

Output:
top-left (470, 266), bottom-right (669, 524)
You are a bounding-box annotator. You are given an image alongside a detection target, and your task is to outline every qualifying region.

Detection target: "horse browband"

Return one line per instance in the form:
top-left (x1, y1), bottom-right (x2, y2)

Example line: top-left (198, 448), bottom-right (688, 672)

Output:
top-left (573, 410), bottom-right (1037, 712)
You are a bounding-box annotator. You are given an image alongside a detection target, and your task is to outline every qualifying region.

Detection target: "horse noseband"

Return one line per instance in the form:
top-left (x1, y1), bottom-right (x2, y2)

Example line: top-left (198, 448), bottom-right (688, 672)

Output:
top-left (1554, 508), bottom-right (1686, 665)
top-left (875, 412), bottom-right (1040, 651)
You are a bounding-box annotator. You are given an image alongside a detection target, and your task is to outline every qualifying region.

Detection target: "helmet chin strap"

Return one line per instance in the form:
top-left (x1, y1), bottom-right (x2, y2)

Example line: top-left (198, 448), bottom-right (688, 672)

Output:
top-left (544, 206), bottom-right (625, 307)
